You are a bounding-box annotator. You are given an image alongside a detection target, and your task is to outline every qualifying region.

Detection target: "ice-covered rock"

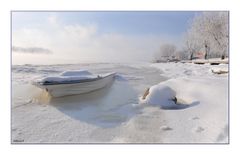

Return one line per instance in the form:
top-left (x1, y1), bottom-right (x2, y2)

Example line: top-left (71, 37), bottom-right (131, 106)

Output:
top-left (141, 84), bottom-right (177, 108)
top-left (211, 67), bottom-right (228, 74)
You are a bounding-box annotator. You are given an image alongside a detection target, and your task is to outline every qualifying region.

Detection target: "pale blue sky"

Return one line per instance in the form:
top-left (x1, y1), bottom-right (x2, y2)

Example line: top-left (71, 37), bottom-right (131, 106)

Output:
top-left (12, 11), bottom-right (201, 64)
top-left (12, 11), bottom-right (199, 36)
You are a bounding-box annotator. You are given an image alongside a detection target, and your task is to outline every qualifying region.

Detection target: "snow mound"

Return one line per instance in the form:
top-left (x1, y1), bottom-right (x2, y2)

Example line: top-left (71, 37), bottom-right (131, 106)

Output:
top-left (141, 84), bottom-right (177, 108)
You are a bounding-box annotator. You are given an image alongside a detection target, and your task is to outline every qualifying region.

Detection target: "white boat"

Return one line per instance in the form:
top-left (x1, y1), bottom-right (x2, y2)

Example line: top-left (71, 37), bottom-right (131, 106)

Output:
top-left (33, 70), bottom-right (116, 97)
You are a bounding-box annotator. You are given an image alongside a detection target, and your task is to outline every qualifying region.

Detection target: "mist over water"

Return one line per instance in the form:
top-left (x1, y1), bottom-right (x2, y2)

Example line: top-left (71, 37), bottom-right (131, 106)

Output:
top-left (12, 12), bottom-right (188, 66)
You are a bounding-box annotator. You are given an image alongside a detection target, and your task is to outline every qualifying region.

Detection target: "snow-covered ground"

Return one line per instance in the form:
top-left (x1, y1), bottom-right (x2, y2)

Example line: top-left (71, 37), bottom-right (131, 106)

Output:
top-left (11, 62), bottom-right (228, 143)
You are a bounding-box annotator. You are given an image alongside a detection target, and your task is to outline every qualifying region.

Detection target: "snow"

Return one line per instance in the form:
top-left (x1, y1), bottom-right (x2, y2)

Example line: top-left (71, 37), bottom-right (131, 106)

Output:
top-left (60, 70), bottom-right (93, 76)
top-left (143, 77), bottom-right (228, 143)
top-left (34, 70), bottom-right (116, 84)
top-left (140, 85), bottom-right (177, 108)
top-left (141, 62), bottom-right (228, 143)
top-left (12, 62), bottom-right (228, 143)
top-left (35, 70), bottom-right (98, 83)
top-left (37, 75), bottom-right (98, 83)
top-left (150, 62), bottom-right (228, 78)
top-left (211, 65), bottom-right (228, 74)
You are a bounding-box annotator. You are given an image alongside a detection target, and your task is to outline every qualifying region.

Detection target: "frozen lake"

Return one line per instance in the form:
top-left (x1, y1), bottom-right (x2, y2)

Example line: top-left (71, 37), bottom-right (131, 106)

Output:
top-left (11, 62), bottom-right (228, 143)
top-left (11, 63), bottom-right (168, 143)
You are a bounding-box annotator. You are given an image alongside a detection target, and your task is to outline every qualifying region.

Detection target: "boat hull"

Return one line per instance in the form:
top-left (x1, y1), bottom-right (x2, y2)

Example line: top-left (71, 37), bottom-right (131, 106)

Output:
top-left (36, 73), bottom-right (115, 97)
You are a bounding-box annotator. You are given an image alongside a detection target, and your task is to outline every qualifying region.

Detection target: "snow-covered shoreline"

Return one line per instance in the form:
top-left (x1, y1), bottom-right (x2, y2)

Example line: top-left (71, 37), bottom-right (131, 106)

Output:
top-left (146, 62), bottom-right (228, 143)
top-left (11, 62), bottom-right (228, 143)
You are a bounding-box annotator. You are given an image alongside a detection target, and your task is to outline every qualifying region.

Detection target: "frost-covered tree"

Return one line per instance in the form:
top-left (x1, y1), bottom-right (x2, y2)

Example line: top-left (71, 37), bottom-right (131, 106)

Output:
top-left (153, 43), bottom-right (176, 62)
top-left (191, 13), bottom-right (211, 59)
top-left (176, 50), bottom-right (189, 60)
top-left (186, 12), bottom-right (229, 59)
top-left (184, 28), bottom-right (202, 60)
top-left (159, 44), bottom-right (176, 58)
top-left (206, 12), bottom-right (229, 58)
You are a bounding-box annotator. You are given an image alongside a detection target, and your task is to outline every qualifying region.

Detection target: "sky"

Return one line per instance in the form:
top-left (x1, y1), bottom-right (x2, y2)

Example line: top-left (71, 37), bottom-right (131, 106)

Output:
top-left (12, 11), bottom-right (199, 65)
